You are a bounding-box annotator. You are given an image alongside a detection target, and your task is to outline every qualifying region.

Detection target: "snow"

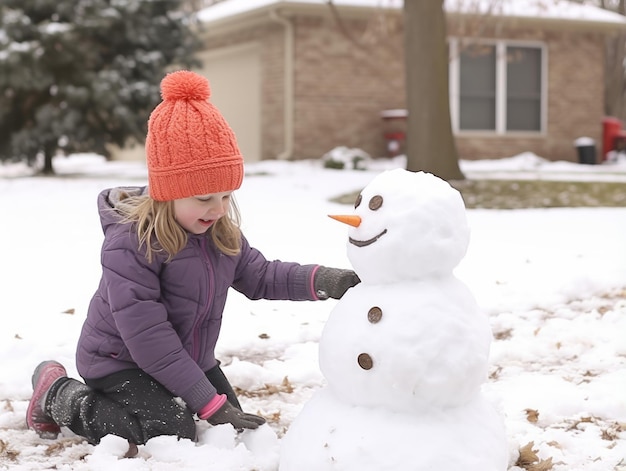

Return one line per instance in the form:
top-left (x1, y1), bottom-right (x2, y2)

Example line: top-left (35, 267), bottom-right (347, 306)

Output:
top-left (197, 0), bottom-right (626, 26)
top-left (0, 152), bottom-right (625, 470)
top-left (446, 0), bottom-right (626, 24)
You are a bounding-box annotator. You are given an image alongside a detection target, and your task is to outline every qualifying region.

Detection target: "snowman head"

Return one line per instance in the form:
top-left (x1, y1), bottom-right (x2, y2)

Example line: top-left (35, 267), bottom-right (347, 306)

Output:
top-left (330, 169), bottom-right (469, 284)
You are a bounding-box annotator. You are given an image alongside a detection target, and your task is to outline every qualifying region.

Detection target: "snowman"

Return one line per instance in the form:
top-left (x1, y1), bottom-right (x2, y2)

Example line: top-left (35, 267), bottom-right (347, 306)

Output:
top-left (279, 169), bottom-right (508, 471)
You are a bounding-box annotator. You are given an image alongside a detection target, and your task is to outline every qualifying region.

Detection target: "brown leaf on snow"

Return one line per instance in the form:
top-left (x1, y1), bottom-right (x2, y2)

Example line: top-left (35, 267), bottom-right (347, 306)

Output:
top-left (265, 410), bottom-right (282, 424)
top-left (62, 308), bottom-right (75, 315)
top-left (14, 334), bottom-right (22, 339)
top-left (525, 408), bottom-right (539, 423)
top-left (528, 458), bottom-right (554, 471)
top-left (0, 439), bottom-right (20, 461)
top-left (601, 422), bottom-right (622, 441)
top-left (234, 376), bottom-right (294, 398)
top-left (568, 416), bottom-right (595, 430)
top-left (44, 437), bottom-right (85, 457)
top-left (516, 442), bottom-right (554, 470)
top-left (489, 366), bottom-right (502, 380)
top-left (517, 442), bottom-right (540, 466)
top-left (45, 441), bottom-right (67, 456)
top-left (493, 328), bottom-right (512, 340)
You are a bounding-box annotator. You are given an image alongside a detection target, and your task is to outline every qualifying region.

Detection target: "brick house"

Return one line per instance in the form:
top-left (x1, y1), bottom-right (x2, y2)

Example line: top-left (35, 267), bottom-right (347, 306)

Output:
top-left (192, 0), bottom-right (626, 163)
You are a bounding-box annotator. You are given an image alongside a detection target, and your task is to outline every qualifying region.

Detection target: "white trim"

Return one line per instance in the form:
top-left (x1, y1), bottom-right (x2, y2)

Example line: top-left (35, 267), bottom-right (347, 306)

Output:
top-left (541, 43), bottom-right (548, 134)
top-left (449, 40), bottom-right (459, 134)
top-left (496, 42), bottom-right (506, 133)
top-left (196, 41), bottom-right (260, 61)
top-left (269, 10), bottom-right (295, 160)
top-left (198, 0), bottom-right (626, 28)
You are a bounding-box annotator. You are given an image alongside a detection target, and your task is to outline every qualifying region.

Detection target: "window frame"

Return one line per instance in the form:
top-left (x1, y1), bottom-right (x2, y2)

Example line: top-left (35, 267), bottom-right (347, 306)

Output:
top-left (449, 38), bottom-right (548, 136)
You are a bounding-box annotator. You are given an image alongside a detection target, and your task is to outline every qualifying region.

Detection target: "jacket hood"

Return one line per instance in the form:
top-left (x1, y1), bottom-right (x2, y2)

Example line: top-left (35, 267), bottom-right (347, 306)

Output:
top-left (97, 186), bottom-right (148, 234)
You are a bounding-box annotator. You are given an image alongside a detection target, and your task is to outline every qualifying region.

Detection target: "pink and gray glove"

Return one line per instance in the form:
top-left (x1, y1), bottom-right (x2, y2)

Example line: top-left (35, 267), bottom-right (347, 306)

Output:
top-left (199, 394), bottom-right (265, 431)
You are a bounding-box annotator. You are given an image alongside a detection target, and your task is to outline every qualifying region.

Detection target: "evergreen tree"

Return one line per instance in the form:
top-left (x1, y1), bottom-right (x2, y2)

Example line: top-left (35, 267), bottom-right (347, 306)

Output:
top-left (0, 0), bottom-right (200, 174)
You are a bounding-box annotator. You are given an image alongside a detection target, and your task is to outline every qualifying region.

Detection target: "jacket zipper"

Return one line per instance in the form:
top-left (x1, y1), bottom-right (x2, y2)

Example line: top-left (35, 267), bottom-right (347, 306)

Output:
top-left (191, 237), bottom-right (215, 362)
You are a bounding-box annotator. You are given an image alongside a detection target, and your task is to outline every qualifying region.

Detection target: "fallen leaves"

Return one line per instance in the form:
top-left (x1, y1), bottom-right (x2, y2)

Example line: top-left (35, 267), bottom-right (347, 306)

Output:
top-left (44, 438), bottom-right (87, 459)
top-left (525, 408), bottom-right (539, 423)
top-left (489, 365), bottom-right (502, 380)
top-left (234, 376), bottom-right (294, 398)
top-left (516, 442), bottom-right (554, 471)
top-left (567, 416), bottom-right (595, 431)
top-left (600, 422), bottom-right (624, 441)
top-left (493, 328), bottom-right (513, 340)
top-left (0, 439), bottom-right (19, 461)
top-left (263, 410), bottom-right (282, 425)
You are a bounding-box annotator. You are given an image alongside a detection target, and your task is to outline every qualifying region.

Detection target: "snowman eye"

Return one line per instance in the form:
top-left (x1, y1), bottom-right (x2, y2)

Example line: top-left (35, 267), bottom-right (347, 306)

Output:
top-left (369, 195), bottom-right (383, 211)
top-left (354, 194), bottom-right (362, 209)
top-left (357, 353), bottom-right (373, 370)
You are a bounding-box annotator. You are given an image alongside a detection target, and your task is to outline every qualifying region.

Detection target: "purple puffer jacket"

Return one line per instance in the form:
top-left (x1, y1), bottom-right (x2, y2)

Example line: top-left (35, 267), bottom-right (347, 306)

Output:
top-left (76, 187), bottom-right (319, 413)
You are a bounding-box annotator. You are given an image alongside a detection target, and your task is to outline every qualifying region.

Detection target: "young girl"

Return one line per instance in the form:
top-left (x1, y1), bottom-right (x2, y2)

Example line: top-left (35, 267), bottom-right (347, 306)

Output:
top-left (26, 70), bottom-right (359, 446)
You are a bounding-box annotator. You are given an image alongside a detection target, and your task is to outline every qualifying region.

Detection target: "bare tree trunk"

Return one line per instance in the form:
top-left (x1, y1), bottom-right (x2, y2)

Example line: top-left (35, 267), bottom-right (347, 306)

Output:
top-left (41, 147), bottom-right (55, 175)
top-left (404, 0), bottom-right (464, 181)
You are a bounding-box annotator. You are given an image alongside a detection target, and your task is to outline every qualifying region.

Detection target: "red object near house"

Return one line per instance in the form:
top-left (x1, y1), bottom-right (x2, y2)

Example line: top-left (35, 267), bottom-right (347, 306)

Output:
top-left (381, 109), bottom-right (408, 157)
top-left (601, 116), bottom-right (626, 159)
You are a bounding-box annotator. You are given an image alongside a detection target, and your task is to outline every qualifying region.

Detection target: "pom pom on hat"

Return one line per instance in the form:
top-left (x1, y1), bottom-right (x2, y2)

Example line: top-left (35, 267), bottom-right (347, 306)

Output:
top-left (146, 70), bottom-right (244, 201)
top-left (161, 70), bottom-right (210, 101)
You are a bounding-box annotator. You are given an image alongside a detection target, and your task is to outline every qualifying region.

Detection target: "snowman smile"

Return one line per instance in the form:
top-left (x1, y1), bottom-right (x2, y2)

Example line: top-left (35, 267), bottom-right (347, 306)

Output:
top-left (349, 229), bottom-right (387, 247)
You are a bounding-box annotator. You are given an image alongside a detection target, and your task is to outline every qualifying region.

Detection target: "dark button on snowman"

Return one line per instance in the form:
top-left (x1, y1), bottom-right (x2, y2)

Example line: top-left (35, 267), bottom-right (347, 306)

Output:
top-left (280, 169), bottom-right (508, 471)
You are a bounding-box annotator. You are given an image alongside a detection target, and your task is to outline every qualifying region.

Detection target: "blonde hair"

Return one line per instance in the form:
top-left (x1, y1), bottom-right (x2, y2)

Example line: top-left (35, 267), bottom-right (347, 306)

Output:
top-left (116, 193), bottom-right (242, 263)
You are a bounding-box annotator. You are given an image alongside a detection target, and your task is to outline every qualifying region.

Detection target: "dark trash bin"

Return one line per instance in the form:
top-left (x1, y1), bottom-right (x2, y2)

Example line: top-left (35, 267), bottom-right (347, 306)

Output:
top-left (574, 137), bottom-right (596, 165)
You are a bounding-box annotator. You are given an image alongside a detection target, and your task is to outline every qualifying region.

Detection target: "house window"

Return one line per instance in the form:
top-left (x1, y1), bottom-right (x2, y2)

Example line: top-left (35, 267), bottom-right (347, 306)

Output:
top-left (450, 40), bottom-right (545, 134)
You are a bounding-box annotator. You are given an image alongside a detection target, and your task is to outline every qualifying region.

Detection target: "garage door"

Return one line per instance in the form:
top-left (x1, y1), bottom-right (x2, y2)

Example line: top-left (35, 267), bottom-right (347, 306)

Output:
top-left (195, 43), bottom-right (262, 163)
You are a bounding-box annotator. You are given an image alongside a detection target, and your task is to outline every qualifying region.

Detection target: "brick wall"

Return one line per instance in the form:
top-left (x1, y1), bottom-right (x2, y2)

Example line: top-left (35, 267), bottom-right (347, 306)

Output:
top-left (292, 15), bottom-right (405, 159)
top-left (288, 16), bottom-right (606, 162)
top-left (201, 11), bottom-right (607, 163)
top-left (451, 26), bottom-right (605, 162)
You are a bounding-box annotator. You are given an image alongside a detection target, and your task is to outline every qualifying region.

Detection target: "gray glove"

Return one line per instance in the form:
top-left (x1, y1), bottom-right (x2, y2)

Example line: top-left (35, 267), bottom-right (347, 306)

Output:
top-left (314, 266), bottom-right (360, 299)
top-left (207, 401), bottom-right (266, 431)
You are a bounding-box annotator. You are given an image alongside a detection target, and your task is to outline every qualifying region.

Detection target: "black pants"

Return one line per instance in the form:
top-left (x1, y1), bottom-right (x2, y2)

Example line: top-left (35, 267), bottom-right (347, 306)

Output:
top-left (49, 363), bottom-right (241, 445)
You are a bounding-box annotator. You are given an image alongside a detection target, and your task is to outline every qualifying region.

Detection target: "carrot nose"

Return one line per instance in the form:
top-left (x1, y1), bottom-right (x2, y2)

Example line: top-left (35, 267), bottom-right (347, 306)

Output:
top-left (329, 214), bottom-right (361, 227)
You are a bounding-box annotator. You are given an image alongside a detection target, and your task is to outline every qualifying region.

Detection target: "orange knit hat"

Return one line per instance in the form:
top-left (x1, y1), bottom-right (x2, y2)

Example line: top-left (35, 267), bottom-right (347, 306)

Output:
top-left (146, 70), bottom-right (244, 201)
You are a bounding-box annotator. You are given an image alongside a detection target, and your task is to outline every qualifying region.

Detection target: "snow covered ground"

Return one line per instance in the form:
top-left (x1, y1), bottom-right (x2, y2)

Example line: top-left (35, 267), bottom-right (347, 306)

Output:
top-left (0, 153), bottom-right (625, 470)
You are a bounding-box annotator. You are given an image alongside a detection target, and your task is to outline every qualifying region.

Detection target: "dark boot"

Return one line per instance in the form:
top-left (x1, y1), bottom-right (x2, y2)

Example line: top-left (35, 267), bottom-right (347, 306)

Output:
top-left (48, 377), bottom-right (94, 429)
top-left (26, 361), bottom-right (68, 439)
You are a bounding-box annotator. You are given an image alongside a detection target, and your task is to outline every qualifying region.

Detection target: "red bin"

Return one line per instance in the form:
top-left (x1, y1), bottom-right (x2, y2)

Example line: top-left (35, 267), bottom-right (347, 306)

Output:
top-left (601, 116), bottom-right (626, 160)
top-left (381, 109), bottom-right (408, 157)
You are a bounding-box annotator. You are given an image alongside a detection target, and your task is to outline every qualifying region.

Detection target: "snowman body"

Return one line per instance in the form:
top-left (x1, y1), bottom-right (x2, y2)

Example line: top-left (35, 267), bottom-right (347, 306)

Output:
top-left (279, 169), bottom-right (507, 471)
top-left (280, 389), bottom-right (505, 471)
top-left (320, 279), bottom-right (491, 412)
